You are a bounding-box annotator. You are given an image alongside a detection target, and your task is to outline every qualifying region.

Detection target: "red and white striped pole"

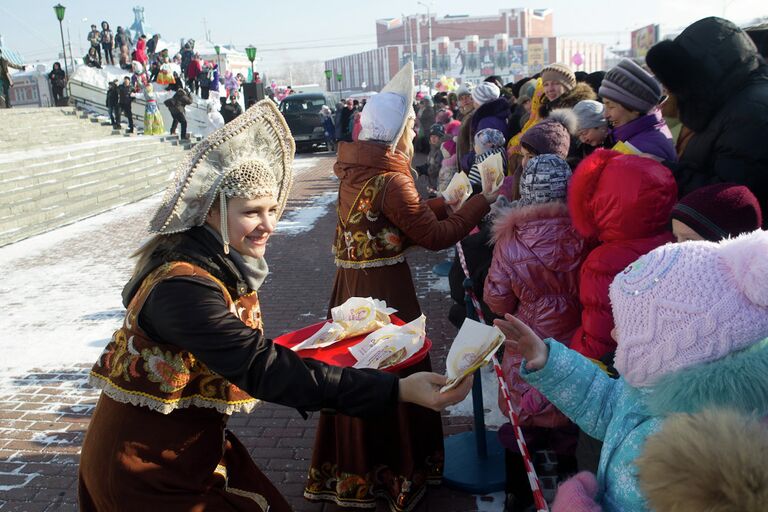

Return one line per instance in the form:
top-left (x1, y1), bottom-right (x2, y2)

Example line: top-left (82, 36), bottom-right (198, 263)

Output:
top-left (455, 241), bottom-right (549, 512)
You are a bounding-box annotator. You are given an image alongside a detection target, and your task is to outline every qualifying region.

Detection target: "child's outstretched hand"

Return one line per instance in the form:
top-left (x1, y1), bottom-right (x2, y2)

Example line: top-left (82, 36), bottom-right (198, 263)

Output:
top-left (493, 314), bottom-right (549, 371)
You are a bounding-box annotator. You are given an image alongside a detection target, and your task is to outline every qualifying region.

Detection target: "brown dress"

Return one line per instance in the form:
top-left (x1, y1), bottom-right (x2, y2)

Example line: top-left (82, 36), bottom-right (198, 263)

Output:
top-left (79, 262), bottom-right (286, 511)
top-left (305, 141), bottom-right (490, 510)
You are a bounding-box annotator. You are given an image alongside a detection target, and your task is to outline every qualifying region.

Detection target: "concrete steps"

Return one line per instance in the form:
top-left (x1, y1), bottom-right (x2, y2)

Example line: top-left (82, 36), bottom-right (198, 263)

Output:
top-left (0, 106), bottom-right (197, 247)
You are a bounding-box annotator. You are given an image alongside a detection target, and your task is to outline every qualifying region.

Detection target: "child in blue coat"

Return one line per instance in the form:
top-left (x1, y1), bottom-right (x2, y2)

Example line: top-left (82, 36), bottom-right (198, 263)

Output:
top-left (495, 229), bottom-right (768, 511)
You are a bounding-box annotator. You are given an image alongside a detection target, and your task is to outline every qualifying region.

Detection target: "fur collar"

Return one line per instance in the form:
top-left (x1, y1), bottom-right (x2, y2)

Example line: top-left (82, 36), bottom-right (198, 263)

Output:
top-left (539, 82), bottom-right (596, 118)
top-left (646, 339), bottom-right (768, 417)
top-left (490, 202), bottom-right (569, 244)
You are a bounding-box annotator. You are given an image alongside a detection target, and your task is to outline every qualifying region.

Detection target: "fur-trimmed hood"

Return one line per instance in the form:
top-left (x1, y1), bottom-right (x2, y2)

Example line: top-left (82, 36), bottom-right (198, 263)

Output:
top-left (538, 82), bottom-right (596, 119)
top-left (645, 338), bottom-right (768, 417)
top-left (567, 149), bottom-right (677, 242)
top-left (646, 17), bottom-right (767, 132)
top-left (636, 408), bottom-right (768, 512)
top-left (490, 202), bottom-right (570, 244)
top-left (489, 201), bottom-right (584, 275)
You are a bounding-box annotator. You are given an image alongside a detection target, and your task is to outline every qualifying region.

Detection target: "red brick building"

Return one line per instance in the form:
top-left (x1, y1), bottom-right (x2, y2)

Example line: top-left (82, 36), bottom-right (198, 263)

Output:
top-left (325, 8), bottom-right (604, 94)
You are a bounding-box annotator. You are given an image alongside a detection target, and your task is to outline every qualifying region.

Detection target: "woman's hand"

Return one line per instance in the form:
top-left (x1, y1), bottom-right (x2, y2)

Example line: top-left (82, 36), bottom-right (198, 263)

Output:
top-left (443, 189), bottom-right (462, 211)
top-left (481, 177), bottom-right (501, 203)
top-left (399, 372), bottom-right (473, 411)
top-left (493, 313), bottom-right (549, 371)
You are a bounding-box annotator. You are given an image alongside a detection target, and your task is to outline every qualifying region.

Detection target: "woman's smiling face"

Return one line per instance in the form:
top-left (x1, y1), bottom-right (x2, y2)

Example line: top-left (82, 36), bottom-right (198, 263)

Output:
top-left (207, 195), bottom-right (279, 258)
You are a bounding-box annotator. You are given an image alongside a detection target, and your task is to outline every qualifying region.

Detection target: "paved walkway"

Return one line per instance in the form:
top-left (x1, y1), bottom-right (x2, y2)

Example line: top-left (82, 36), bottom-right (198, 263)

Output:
top-left (0, 152), bottom-right (499, 511)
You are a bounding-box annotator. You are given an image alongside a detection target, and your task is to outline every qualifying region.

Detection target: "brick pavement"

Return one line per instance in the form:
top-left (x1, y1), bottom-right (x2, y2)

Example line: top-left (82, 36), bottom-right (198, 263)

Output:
top-left (0, 152), bottom-right (497, 511)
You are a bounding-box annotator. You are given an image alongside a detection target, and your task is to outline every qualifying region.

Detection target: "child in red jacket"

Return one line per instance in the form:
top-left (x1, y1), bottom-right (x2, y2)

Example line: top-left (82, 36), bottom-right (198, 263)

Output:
top-left (568, 150), bottom-right (676, 362)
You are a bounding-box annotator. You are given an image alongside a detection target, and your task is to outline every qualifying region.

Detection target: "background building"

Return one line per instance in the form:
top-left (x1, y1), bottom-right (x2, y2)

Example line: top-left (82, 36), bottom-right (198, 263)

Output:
top-left (325, 8), bottom-right (605, 95)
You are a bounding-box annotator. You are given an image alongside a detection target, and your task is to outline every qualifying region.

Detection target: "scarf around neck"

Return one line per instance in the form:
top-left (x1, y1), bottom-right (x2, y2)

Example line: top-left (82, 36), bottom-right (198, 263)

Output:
top-left (203, 224), bottom-right (270, 292)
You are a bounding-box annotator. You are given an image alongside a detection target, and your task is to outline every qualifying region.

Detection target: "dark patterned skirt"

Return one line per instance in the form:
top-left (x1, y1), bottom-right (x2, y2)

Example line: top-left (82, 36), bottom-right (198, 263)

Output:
top-left (304, 356), bottom-right (444, 511)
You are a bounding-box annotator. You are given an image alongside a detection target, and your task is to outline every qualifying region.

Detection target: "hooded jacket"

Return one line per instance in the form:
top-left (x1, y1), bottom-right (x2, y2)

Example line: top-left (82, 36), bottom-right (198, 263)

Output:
top-left (646, 17), bottom-right (768, 227)
top-left (522, 338), bottom-right (768, 512)
top-left (567, 150), bottom-right (676, 360)
top-left (485, 202), bottom-right (588, 426)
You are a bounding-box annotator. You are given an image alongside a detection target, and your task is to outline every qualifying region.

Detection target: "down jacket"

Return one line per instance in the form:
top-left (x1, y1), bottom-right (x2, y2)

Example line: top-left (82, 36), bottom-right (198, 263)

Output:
top-left (567, 150), bottom-right (676, 361)
top-left (646, 17), bottom-right (768, 227)
top-left (484, 202), bottom-right (588, 426)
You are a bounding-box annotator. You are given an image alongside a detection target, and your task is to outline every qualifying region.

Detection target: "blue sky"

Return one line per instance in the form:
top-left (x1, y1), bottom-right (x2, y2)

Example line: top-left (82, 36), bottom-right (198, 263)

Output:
top-left (1, 0), bottom-right (764, 71)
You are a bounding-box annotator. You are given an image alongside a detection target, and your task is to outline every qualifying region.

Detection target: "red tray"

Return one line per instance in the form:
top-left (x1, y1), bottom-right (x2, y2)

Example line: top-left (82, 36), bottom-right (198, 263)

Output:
top-left (273, 315), bottom-right (432, 373)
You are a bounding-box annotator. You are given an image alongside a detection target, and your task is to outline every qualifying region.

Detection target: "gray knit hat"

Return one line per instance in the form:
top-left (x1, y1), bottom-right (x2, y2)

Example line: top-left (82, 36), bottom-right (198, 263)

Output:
top-left (573, 100), bottom-right (607, 130)
top-left (517, 154), bottom-right (572, 207)
top-left (599, 59), bottom-right (662, 114)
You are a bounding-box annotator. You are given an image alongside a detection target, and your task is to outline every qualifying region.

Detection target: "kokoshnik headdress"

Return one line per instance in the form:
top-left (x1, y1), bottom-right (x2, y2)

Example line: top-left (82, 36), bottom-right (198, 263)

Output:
top-left (149, 99), bottom-right (295, 254)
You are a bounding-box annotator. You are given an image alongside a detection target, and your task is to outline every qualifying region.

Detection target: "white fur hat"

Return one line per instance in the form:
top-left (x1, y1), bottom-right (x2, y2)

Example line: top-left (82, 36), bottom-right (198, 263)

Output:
top-left (359, 62), bottom-right (415, 149)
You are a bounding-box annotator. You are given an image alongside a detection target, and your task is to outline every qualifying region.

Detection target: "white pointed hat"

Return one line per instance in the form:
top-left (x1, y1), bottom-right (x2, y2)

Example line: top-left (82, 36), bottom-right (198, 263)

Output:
top-left (359, 62), bottom-right (415, 149)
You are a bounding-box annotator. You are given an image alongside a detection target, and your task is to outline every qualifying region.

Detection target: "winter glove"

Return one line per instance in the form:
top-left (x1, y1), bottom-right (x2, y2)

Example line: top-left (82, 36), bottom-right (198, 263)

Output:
top-left (552, 471), bottom-right (601, 512)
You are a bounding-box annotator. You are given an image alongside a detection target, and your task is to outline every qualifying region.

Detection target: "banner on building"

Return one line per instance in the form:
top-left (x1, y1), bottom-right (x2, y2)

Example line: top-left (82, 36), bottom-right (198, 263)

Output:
top-left (527, 42), bottom-right (544, 73)
top-left (510, 44), bottom-right (524, 74)
top-left (385, 18), bottom-right (402, 30)
top-left (479, 46), bottom-right (495, 76)
top-left (631, 24), bottom-right (659, 58)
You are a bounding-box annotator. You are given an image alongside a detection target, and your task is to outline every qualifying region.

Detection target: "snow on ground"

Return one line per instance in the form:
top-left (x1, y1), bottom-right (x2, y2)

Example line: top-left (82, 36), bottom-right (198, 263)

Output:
top-left (279, 191), bottom-right (336, 235)
top-left (0, 155), bottom-right (335, 387)
top-left (446, 363), bottom-right (508, 429)
top-left (0, 196), bottom-right (160, 387)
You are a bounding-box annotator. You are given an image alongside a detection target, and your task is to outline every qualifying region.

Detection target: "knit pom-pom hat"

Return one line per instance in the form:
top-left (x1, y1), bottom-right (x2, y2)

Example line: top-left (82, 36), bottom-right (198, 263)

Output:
top-left (609, 229), bottom-right (768, 388)
top-left (520, 108), bottom-right (576, 159)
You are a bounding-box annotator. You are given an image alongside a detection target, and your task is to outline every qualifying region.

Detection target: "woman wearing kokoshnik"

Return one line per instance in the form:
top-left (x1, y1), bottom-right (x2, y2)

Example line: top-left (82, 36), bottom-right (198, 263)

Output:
top-left (78, 100), bottom-right (473, 511)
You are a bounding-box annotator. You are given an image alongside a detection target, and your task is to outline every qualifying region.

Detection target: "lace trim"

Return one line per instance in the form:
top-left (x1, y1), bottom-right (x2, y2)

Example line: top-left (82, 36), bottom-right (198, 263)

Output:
top-left (334, 254), bottom-right (407, 269)
top-left (89, 373), bottom-right (261, 416)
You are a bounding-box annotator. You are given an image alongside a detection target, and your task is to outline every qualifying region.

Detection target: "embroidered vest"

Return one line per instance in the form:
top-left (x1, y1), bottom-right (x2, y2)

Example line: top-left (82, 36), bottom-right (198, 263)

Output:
top-left (89, 261), bottom-right (261, 415)
top-left (333, 173), bottom-right (410, 269)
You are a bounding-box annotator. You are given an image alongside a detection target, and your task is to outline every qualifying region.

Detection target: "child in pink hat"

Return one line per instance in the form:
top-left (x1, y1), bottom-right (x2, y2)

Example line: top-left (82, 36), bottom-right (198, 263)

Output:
top-left (495, 229), bottom-right (768, 511)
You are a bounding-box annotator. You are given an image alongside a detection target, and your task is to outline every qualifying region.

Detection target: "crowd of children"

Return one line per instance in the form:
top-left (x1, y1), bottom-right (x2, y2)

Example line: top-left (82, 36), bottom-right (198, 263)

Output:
top-left (423, 16), bottom-right (768, 512)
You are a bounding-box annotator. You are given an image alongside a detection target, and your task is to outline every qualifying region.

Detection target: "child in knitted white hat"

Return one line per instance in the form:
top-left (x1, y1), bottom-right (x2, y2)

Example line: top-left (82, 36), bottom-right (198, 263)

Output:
top-left (495, 230), bottom-right (768, 512)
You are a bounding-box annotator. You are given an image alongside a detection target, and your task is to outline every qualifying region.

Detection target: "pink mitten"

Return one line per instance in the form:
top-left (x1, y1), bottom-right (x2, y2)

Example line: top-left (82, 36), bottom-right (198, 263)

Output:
top-left (552, 472), bottom-right (601, 512)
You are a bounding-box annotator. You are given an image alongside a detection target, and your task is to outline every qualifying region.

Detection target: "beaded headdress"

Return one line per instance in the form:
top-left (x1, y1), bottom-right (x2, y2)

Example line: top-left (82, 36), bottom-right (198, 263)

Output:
top-left (149, 99), bottom-right (295, 253)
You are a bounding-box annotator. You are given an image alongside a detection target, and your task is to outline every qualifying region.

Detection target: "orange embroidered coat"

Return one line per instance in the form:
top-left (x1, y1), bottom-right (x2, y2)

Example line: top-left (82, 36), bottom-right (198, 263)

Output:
top-left (329, 141), bottom-right (491, 321)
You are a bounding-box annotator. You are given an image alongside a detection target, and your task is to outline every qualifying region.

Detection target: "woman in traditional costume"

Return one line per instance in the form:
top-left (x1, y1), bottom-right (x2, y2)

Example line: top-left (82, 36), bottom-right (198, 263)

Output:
top-left (78, 100), bottom-right (472, 511)
top-left (306, 63), bottom-right (498, 511)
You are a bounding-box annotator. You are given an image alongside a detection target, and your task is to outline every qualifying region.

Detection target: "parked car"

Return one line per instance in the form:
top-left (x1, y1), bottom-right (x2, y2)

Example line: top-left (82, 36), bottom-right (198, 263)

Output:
top-left (279, 93), bottom-right (337, 152)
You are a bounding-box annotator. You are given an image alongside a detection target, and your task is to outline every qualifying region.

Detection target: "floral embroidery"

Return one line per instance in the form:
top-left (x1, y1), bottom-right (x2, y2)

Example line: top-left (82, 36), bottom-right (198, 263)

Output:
top-left (334, 173), bottom-right (408, 269)
top-left (141, 346), bottom-right (191, 393)
top-left (89, 262), bottom-right (261, 415)
top-left (378, 228), bottom-right (402, 252)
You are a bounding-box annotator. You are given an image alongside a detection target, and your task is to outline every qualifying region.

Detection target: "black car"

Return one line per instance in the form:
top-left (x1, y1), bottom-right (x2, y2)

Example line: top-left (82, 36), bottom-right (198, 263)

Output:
top-left (279, 93), bottom-right (337, 152)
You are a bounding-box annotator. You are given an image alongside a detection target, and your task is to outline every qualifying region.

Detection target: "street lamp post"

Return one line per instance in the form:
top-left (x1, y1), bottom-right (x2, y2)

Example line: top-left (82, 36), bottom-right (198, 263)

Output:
top-left (53, 4), bottom-right (70, 101)
top-left (245, 46), bottom-right (256, 81)
top-left (417, 1), bottom-right (433, 95)
top-left (335, 71), bottom-right (343, 102)
top-left (324, 69), bottom-right (332, 94)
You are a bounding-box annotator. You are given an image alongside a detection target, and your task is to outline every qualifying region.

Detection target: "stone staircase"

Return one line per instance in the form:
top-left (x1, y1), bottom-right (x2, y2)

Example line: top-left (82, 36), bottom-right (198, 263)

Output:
top-left (0, 107), bottom-right (198, 247)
